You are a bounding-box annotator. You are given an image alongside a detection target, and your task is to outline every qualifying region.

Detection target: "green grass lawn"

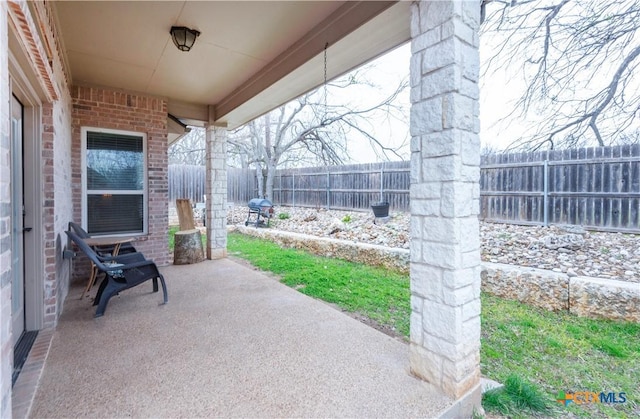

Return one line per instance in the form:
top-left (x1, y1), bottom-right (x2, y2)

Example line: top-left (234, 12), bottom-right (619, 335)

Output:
top-left (481, 293), bottom-right (639, 418)
top-left (169, 225), bottom-right (179, 251)
top-left (227, 231), bottom-right (410, 337)
top-left (175, 230), bottom-right (639, 417)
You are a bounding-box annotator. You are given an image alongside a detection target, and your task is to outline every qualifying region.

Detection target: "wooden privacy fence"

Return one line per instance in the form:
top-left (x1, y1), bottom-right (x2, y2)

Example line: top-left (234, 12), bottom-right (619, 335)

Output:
top-left (168, 144), bottom-right (640, 232)
top-left (272, 161), bottom-right (410, 211)
top-left (169, 165), bottom-right (257, 204)
top-left (228, 168), bottom-right (257, 204)
top-left (169, 165), bottom-right (205, 203)
top-left (480, 144), bottom-right (640, 232)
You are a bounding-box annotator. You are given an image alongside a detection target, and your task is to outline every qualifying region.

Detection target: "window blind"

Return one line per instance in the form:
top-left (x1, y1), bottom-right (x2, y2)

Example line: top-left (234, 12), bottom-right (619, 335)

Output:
top-left (85, 130), bottom-right (146, 235)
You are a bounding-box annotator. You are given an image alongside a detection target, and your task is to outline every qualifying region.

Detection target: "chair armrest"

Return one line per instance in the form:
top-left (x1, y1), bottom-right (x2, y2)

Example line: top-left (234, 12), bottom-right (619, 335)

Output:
top-left (119, 259), bottom-right (159, 271)
top-left (101, 252), bottom-right (146, 264)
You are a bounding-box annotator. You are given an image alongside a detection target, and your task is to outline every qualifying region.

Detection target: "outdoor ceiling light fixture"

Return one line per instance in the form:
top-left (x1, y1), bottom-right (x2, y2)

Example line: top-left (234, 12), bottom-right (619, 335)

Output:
top-left (170, 26), bottom-right (200, 52)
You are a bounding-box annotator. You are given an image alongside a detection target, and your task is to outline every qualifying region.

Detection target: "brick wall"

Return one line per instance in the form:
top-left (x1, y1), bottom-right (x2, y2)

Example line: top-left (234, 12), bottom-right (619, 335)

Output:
top-left (70, 85), bottom-right (170, 277)
top-left (31, 0), bottom-right (74, 327)
top-left (0, 1), bottom-right (12, 415)
top-left (42, 103), bottom-right (57, 325)
top-left (0, 2), bottom-right (11, 415)
top-left (51, 91), bottom-right (73, 323)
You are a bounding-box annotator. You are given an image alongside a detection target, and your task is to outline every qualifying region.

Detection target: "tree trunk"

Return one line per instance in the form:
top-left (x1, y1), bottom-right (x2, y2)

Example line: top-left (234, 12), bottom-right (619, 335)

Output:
top-left (255, 165), bottom-right (264, 198)
top-left (266, 163), bottom-right (275, 201)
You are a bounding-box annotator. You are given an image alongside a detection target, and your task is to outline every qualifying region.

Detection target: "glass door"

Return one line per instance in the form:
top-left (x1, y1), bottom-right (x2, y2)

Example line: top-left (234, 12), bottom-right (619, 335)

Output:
top-left (11, 94), bottom-right (25, 346)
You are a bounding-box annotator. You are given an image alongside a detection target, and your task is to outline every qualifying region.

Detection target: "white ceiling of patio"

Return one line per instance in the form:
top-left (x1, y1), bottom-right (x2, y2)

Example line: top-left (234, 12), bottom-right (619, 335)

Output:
top-left (54, 1), bottom-right (410, 129)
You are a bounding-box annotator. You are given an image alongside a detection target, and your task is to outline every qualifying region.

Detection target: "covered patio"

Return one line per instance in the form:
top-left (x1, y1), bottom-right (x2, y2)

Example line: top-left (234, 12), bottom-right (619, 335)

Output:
top-left (2, 1), bottom-right (482, 417)
top-left (26, 259), bottom-right (463, 417)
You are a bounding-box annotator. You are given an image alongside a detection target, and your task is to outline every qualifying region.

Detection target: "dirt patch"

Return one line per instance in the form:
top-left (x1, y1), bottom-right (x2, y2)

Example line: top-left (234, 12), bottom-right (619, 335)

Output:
top-left (349, 311), bottom-right (407, 343)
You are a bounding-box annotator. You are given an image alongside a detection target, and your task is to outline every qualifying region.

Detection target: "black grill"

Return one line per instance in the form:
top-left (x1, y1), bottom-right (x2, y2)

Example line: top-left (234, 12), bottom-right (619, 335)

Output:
top-left (245, 198), bottom-right (274, 227)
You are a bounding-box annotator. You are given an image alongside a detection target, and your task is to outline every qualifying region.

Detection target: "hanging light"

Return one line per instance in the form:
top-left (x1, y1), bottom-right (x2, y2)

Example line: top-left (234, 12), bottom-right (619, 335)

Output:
top-left (170, 26), bottom-right (200, 52)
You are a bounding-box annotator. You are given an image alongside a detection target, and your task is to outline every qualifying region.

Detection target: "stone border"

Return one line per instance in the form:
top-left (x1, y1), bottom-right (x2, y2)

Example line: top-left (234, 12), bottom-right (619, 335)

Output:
top-left (482, 263), bottom-right (640, 322)
top-left (481, 263), bottom-right (569, 312)
top-left (230, 226), bottom-right (639, 323)
top-left (569, 276), bottom-right (639, 322)
top-left (230, 225), bottom-right (410, 274)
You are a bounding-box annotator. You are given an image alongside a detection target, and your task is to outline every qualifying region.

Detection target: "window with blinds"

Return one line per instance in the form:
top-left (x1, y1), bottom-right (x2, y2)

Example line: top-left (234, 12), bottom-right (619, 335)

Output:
top-left (84, 129), bottom-right (147, 235)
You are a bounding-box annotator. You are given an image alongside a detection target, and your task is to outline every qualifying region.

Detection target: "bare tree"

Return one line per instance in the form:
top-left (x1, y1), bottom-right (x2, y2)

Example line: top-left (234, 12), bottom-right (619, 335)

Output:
top-left (168, 128), bottom-right (205, 165)
top-left (229, 72), bottom-right (409, 199)
top-left (482, 0), bottom-right (640, 150)
top-left (616, 129), bottom-right (640, 146)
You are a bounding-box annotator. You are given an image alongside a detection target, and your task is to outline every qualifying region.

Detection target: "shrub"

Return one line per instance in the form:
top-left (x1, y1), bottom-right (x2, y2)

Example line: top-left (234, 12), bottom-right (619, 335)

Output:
top-left (278, 212), bottom-right (290, 220)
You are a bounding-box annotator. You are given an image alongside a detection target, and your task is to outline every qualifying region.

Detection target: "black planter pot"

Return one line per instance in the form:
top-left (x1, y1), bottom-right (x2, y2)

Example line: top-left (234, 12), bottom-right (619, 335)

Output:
top-left (371, 202), bottom-right (390, 218)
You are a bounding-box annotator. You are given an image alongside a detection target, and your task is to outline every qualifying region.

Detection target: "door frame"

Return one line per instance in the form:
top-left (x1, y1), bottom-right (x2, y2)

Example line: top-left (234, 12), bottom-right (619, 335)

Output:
top-left (9, 41), bottom-right (45, 332)
top-left (10, 94), bottom-right (25, 345)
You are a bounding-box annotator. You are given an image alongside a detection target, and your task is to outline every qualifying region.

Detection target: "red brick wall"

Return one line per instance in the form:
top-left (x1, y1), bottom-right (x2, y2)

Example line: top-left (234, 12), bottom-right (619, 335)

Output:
top-left (0, 3), bottom-right (11, 416)
top-left (70, 85), bottom-right (170, 273)
top-left (42, 102), bottom-right (58, 324)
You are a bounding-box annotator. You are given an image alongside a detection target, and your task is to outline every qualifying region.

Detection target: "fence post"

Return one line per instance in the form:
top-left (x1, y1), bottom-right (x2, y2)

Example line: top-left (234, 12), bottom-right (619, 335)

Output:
top-left (326, 170), bottom-right (330, 210)
top-left (379, 162), bottom-right (384, 203)
top-left (543, 159), bottom-right (549, 226)
top-left (292, 172), bottom-right (295, 208)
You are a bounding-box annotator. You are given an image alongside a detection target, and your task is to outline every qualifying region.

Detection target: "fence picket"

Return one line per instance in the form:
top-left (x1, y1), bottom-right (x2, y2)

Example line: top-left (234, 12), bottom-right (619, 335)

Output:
top-left (169, 145), bottom-right (640, 232)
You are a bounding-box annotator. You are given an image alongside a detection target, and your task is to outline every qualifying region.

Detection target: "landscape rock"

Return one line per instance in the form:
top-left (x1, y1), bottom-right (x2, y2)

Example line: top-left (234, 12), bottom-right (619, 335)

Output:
top-left (225, 206), bottom-right (639, 283)
top-left (542, 234), bottom-right (585, 250)
top-left (327, 218), bottom-right (346, 235)
top-left (560, 225), bottom-right (587, 235)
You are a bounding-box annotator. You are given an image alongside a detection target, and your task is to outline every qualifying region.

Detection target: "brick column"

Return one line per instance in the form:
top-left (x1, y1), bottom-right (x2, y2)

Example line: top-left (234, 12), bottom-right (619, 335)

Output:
top-left (0, 2), bottom-right (12, 416)
top-left (205, 125), bottom-right (227, 259)
top-left (409, 0), bottom-right (482, 406)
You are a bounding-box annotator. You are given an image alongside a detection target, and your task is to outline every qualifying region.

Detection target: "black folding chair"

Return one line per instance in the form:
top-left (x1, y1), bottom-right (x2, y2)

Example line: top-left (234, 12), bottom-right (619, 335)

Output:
top-left (68, 222), bottom-right (140, 298)
top-left (66, 230), bottom-right (168, 317)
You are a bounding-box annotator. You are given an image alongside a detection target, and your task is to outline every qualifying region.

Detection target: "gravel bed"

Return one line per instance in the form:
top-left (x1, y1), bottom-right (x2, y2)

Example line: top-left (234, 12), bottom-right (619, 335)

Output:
top-left (228, 205), bottom-right (640, 283)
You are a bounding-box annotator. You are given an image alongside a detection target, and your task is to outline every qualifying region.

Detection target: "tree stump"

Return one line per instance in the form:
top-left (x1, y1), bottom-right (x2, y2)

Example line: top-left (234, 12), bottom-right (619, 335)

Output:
top-left (174, 229), bottom-right (204, 265)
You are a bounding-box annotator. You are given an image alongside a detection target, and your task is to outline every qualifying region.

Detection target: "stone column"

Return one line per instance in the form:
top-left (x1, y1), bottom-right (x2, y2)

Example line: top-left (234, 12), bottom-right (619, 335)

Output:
top-left (409, 0), bottom-right (482, 407)
top-left (205, 125), bottom-right (228, 260)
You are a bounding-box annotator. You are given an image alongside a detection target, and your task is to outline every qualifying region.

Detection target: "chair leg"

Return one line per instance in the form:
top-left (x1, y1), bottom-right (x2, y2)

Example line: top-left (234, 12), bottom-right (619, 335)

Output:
top-left (92, 273), bottom-right (167, 317)
top-left (158, 274), bottom-right (168, 304)
top-left (94, 280), bottom-right (122, 318)
top-left (93, 277), bottom-right (108, 306)
top-left (80, 265), bottom-right (98, 299)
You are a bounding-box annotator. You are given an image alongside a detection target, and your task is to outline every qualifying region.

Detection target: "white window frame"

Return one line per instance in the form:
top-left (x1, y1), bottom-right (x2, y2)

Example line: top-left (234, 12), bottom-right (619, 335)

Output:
top-left (81, 126), bottom-right (148, 236)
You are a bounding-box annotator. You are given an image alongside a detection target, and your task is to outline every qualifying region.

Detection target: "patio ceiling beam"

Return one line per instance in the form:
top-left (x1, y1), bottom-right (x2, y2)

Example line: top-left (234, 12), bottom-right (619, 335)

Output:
top-left (167, 99), bottom-right (208, 125)
top-left (212, 0), bottom-right (398, 123)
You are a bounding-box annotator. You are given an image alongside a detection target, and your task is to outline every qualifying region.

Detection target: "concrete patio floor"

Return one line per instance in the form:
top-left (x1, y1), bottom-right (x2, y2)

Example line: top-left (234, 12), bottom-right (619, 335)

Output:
top-left (28, 258), bottom-right (462, 418)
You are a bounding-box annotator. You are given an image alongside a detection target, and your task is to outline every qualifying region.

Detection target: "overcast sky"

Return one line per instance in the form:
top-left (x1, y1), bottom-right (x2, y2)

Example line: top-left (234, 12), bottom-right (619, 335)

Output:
top-left (334, 43), bottom-right (411, 164)
top-left (343, 38), bottom-right (527, 164)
